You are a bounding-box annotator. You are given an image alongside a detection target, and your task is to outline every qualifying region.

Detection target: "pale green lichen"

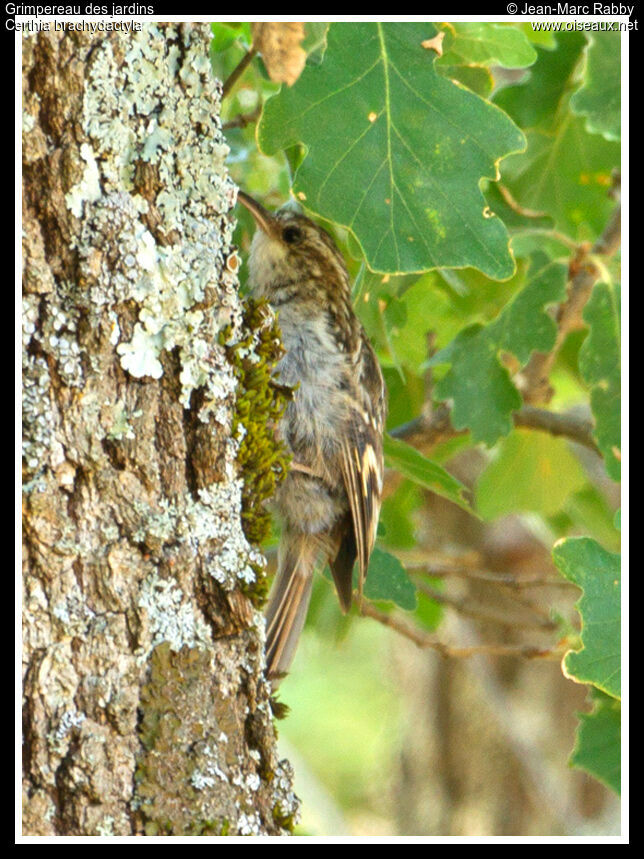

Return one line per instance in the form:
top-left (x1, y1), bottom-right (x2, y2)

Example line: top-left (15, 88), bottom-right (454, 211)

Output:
top-left (137, 572), bottom-right (213, 657)
top-left (22, 110), bottom-right (36, 133)
top-left (22, 281), bottom-right (86, 481)
top-left (22, 353), bottom-right (54, 476)
top-left (51, 586), bottom-right (96, 636)
top-left (68, 23), bottom-right (240, 414)
top-left (95, 816), bottom-right (116, 837)
top-left (22, 295), bottom-right (54, 477)
top-left (25, 26), bottom-right (242, 480)
top-left (132, 481), bottom-right (265, 592)
top-left (65, 142), bottom-right (102, 218)
top-left (270, 760), bottom-right (300, 833)
top-left (106, 402), bottom-right (141, 441)
top-left (48, 709), bottom-right (87, 755)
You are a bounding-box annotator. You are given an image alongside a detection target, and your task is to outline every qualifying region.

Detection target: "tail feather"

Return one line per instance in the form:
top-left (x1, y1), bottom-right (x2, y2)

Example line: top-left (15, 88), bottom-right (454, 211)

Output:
top-left (328, 514), bottom-right (356, 614)
top-left (265, 533), bottom-right (318, 684)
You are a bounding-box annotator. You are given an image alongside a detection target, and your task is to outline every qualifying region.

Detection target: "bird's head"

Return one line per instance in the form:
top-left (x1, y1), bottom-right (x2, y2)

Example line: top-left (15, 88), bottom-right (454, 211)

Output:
top-left (237, 191), bottom-right (350, 303)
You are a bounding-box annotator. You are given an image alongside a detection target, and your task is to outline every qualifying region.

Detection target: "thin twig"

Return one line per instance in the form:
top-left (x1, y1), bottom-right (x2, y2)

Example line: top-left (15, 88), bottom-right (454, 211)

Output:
top-left (222, 105), bottom-right (262, 129)
top-left (359, 601), bottom-right (561, 661)
top-left (410, 562), bottom-right (576, 627)
top-left (497, 183), bottom-right (548, 219)
top-left (413, 579), bottom-right (558, 631)
top-left (418, 565), bottom-right (566, 625)
top-left (407, 561), bottom-right (576, 589)
top-left (222, 45), bottom-right (258, 99)
top-left (517, 227), bottom-right (581, 252)
top-left (384, 404), bottom-right (600, 499)
top-left (388, 403), bottom-right (458, 454)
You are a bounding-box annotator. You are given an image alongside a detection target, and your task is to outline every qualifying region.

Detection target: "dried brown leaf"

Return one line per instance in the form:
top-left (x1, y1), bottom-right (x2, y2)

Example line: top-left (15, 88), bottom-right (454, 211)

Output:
top-left (251, 22), bottom-right (306, 86)
top-left (421, 32), bottom-right (445, 57)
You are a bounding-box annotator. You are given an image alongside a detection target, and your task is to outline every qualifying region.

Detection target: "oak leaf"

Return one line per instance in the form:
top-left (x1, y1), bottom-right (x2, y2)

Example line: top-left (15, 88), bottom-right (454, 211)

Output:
top-left (251, 22), bottom-right (306, 86)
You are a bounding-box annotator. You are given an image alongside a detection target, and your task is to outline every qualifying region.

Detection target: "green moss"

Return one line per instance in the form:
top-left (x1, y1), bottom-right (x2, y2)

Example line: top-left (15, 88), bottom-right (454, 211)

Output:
top-left (272, 802), bottom-right (297, 834)
top-left (269, 695), bottom-right (291, 721)
top-left (189, 818), bottom-right (222, 836)
top-left (222, 298), bottom-right (293, 605)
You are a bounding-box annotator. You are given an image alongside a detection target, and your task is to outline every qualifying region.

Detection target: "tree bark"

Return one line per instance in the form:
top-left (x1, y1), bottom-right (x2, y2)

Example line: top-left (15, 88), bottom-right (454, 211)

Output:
top-left (22, 23), bottom-right (298, 836)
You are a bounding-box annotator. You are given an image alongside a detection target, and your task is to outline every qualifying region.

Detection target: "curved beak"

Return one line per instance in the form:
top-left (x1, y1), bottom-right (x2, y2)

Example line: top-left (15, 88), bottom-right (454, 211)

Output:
top-left (236, 190), bottom-right (279, 238)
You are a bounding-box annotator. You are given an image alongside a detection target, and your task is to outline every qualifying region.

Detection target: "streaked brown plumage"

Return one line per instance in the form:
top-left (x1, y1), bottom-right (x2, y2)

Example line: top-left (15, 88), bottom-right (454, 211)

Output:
top-left (237, 191), bottom-right (387, 685)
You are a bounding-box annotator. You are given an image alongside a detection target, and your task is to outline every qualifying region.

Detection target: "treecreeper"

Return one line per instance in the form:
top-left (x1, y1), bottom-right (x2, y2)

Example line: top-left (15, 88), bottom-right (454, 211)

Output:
top-left (237, 191), bottom-right (387, 685)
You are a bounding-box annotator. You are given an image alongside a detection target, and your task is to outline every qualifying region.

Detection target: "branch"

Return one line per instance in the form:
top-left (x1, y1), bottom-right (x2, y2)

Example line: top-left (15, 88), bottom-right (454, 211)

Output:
top-left (521, 202), bottom-right (621, 404)
top-left (388, 402), bottom-right (458, 452)
top-left (390, 403), bottom-right (598, 453)
top-left (402, 558), bottom-right (576, 590)
top-left (222, 45), bottom-right (258, 99)
top-left (384, 403), bottom-right (600, 498)
top-left (512, 405), bottom-right (600, 453)
top-left (359, 600), bottom-right (561, 661)
top-left (413, 579), bottom-right (558, 631)
top-left (222, 105), bottom-right (262, 130)
top-left (384, 203), bottom-right (620, 476)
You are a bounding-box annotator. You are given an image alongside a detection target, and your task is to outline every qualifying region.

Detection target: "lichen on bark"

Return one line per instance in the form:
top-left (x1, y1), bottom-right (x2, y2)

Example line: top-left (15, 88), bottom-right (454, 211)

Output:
top-left (22, 23), bottom-right (298, 836)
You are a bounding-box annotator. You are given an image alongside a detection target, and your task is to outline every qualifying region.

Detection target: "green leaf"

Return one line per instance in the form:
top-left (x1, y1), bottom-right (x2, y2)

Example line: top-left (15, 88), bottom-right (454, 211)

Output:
top-left (558, 486), bottom-right (622, 554)
top-left (353, 270), bottom-right (412, 378)
top-left (438, 23), bottom-right (537, 69)
top-left (499, 120), bottom-right (619, 239)
top-left (477, 429), bottom-right (587, 520)
top-left (494, 33), bottom-right (620, 239)
top-left (380, 275), bottom-right (456, 374)
top-left (553, 537), bottom-right (620, 699)
top-left (570, 690), bottom-right (621, 794)
top-left (303, 22), bottom-right (329, 65)
top-left (570, 31), bottom-right (621, 141)
top-left (494, 31), bottom-right (586, 131)
top-left (382, 367), bottom-right (426, 429)
top-left (359, 268), bottom-right (488, 380)
top-left (414, 589), bottom-right (444, 632)
top-left (520, 22), bottom-right (557, 50)
top-left (429, 257), bottom-right (568, 446)
top-left (431, 323), bottom-right (521, 446)
top-left (579, 282), bottom-right (621, 481)
top-left (364, 548), bottom-right (417, 611)
top-left (436, 64), bottom-right (493, 98)
top-left (379, 480), bottom-right (423, 550)
top-left (258, 22), bottom-right (526, 277)
top-left (437, 258), bottom-right (527, 318)
top-left (384, 434), bottom-right (473, 512)
top-left (210, 22), bottom-right (252, 53)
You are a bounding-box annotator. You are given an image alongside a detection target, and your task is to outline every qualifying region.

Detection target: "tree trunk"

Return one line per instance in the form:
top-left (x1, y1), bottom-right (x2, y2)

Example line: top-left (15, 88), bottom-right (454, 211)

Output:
top-left (22, 23), bottom-right (298, 837)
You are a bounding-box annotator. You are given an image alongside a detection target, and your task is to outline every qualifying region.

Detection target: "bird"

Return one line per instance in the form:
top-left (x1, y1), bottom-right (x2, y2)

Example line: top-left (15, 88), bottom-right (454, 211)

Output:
top-left (237, 190), bottom-right (387, 685)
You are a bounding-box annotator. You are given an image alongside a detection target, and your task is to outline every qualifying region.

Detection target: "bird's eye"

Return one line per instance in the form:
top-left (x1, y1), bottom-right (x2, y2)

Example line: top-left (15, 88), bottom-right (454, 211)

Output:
top-left (282, 225), bottom-right (303, 245)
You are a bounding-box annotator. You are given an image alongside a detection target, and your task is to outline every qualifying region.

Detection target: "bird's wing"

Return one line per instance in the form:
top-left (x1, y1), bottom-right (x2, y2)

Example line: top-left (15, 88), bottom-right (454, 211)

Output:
top-left (337, 338), bottom-right (386, 599)
top-left (339, 430), bottom-right (382, 586)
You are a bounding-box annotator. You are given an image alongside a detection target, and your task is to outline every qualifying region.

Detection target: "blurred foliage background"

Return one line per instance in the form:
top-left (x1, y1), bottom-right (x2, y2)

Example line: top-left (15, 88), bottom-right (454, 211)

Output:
top-left (211, 21), bottom-right (622, 836)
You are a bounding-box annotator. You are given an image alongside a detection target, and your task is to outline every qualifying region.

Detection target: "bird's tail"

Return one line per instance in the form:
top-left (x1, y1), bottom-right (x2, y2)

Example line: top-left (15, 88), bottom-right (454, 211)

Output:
top-left (264, 530), bottom-right (319, 685)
